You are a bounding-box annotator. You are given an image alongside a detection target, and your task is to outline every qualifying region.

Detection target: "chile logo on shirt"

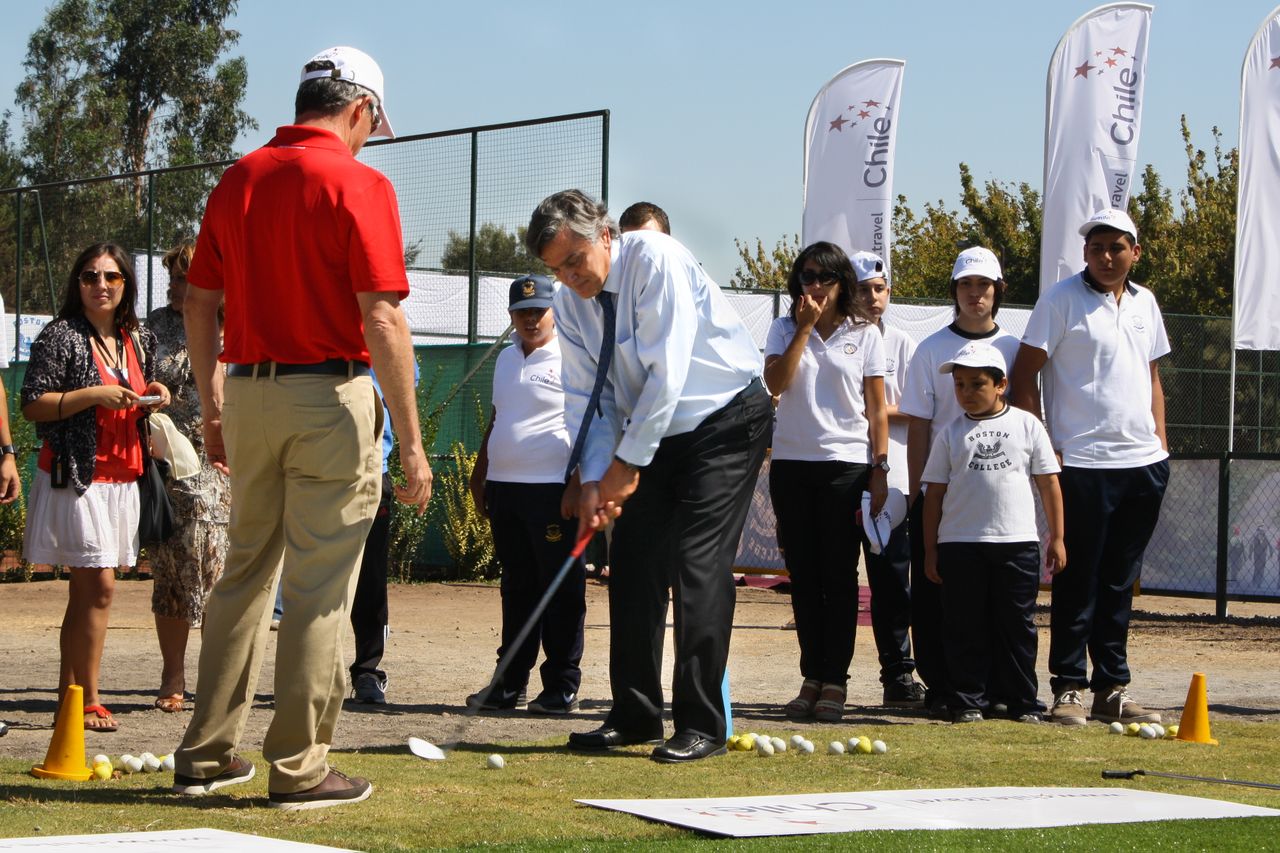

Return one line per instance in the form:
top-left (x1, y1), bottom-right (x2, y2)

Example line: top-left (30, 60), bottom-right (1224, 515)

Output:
top-left (844, 343), bottom-right (858, 355)
top-left (1130, 314), bottom-right (1146, 333)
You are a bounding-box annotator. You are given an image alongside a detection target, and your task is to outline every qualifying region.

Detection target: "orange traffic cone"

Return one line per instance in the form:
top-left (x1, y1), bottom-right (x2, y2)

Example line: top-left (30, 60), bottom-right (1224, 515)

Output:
top-left (31, 684), bottom-right (92, 780)
top-left (1175, 672), bottom-right (1219, 746)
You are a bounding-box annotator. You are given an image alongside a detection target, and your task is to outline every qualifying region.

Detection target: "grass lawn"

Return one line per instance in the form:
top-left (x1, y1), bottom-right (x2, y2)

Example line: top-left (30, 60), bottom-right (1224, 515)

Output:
top-left (2, 720), bottom-right (1279, 850)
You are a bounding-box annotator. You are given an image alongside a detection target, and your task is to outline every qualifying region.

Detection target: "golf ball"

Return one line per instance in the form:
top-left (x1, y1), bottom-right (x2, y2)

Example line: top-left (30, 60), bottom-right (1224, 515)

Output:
top-left (1109, 722), bottom-right (1125, 734)
top-left (486, 754), bottom-right (505, 769)
top-left (124, 756), bottom-right (143, 774)
top-left (110, 755), bottom-right (124, 770)
top-left (846, 737), bottom-right (860, 751)
top-left (92, 754), bottom-right (110, 766)
top-left (161, 754), bottom-right (175, 772)
top-left (142, 755), bottom-right (162, 772)
top-left (726, 734), bottom-right (741, 750)
top-left (855, 736), bottom-right (873, 755)
top-left (1150, 723), bottom-right (1165, 737)
top-left (756, 739), bottom-right (775, 757)
top-left (828, 741), bottom-right (845, 755)
top-left (770, 736), bottom-right (786, 752)
top-left (1126, 723), bottom-right (1141, 737)
top-left (91, 761), bottom-right (112, 780)
top-left (799, 740), bottom-right (815, 754)
top-left (1166, 724), bottom-right (1180, 738)
top-left (738, 735), bottom-right (756, 751)
top-left (790, 734), bottom-right (805, 747)
top-left (1138, 724), bottom-right (1156, 740)
top-left (871, 740), bottom-right (887, 755)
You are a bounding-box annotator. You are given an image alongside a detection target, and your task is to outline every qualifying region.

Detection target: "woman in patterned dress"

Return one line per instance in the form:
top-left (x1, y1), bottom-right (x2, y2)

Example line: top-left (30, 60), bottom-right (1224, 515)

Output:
top-left (145, 240), bottom-right (231, 713)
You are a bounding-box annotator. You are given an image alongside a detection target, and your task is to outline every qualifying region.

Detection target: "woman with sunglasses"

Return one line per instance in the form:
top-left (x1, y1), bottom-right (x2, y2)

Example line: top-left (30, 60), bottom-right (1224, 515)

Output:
top-left (21, 242), bottom-right (171, 733)
top-left (764, 241), bottom-right (889, 723)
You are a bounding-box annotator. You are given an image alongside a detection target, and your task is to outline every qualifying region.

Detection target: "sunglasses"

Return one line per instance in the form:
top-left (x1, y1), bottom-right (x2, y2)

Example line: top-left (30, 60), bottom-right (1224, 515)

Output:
top-left (798, 269), bottom-right (840, 287)
top-left (79, 270), bottom-right (126, 288)
top-left (367, 98), bottom-right (382, 133)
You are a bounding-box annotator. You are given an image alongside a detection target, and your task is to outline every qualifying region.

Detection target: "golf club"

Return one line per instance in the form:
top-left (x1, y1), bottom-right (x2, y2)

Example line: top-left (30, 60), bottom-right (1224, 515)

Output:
top-left (410, 526), bottom-right (596, 760)
top-left (1103, 768), bottom-right (1280, 791)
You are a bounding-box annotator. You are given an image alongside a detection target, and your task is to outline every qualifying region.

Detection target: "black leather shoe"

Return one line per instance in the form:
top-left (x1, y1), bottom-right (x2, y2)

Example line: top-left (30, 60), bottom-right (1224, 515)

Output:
top-left (567, 724), bottom-right (664, 751)
top-left (650, 731), bottom-right (727, 764)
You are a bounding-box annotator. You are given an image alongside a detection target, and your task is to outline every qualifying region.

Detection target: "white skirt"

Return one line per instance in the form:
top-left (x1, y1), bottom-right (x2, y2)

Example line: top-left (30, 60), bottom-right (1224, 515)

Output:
top-left (23, 469), bottom-right (140, 568)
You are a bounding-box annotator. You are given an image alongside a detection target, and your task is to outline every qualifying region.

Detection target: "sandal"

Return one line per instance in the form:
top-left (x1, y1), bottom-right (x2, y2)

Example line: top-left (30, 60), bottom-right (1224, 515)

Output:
top-left (83, 704), bottom-right (119, 733)
top-left (154, 694), bottom-right (186, 713)
top-left (784, 678), bottom-right (822, 720)
top-left (814, 683), bottom-right (847, 723)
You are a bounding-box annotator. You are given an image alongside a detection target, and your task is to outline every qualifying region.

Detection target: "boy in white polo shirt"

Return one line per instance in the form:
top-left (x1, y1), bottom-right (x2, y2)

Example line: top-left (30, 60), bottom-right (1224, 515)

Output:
top-left (468, 274), bottom-right (585, 715)
top-left (921, 343), bottom-right (1064, 723)
top-left (850, 251), bottom-right (925, 708)
top-left (899, 246), bottom-right (1022, 718)
top-left (1010, 208), bottom-right (1170, 727)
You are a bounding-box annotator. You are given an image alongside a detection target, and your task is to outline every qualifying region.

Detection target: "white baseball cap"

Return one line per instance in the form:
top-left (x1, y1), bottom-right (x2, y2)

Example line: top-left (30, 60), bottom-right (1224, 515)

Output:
top-left (939, 342), bottom-right (1008, 375)
top-left (849, 250), bottom-right (889, 285)
top-left (300, 46), bottom-right (395, 139)
top-left (950, 246), bottom-right (1002, 282)
top-left (1078, 207), bottom-right (1138, 241)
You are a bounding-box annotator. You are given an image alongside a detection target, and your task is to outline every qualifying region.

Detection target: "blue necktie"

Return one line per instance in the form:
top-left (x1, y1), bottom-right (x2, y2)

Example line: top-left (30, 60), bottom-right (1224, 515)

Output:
top-left (565, 290), bottom-right (615, 480)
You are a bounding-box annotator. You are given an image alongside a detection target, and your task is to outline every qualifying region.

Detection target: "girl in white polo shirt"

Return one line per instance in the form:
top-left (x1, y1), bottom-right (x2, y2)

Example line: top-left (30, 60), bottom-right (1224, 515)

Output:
top-left (468, 274), bottom-right (584, 716)
top-left (764, 241), bottom-right (889, 723)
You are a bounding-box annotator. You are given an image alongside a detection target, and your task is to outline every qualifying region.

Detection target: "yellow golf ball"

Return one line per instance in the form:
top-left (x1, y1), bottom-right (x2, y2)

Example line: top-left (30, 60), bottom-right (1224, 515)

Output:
top-left (1166, 724), bottom-right (1179, 738)
top-left (855, 736), bottom-right (873, 754)
top-left (91, 761), bottom-right (113, 781)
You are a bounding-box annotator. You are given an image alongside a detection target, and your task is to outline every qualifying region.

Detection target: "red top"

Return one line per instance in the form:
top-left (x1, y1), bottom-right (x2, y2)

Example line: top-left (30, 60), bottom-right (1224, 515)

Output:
top-left (187, 125), bottom-right (410, 364)
top-left (39, 332), bottom-right (146, 482)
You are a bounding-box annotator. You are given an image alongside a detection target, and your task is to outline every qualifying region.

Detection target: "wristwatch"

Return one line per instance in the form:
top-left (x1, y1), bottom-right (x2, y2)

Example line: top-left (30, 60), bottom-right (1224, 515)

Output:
top-left (873, 458), bottom-right (891, 473)
top-left (0, 445), bottom-right (16, 457)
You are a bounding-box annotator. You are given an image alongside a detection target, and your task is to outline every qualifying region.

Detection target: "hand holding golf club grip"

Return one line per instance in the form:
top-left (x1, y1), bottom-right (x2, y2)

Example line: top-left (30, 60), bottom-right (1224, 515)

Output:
top-left (1101, 770), bottom-right (1138, 779)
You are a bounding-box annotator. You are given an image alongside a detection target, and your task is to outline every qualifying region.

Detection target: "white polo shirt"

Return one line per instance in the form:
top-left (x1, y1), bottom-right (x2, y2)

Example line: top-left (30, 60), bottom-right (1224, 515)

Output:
top-left (899, 323), bottom-right (1021, 442)
top-left (921, 404), bottom-right (1060, 543)
top-left (486, 335), bottom-right (572, 483)
top-left (880, 321), bottom-right (915, 492)
top-left (765, 315), bottom-right (885, 463)
top-left (1021, 273), bottom-right (1170, 469)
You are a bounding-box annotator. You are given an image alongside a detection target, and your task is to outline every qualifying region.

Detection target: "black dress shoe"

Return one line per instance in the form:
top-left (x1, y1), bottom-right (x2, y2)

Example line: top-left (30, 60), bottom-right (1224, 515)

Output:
top-left (567, 724), bottom-right (664, 751)
top-left (650, 731), bottom-right (727, 763)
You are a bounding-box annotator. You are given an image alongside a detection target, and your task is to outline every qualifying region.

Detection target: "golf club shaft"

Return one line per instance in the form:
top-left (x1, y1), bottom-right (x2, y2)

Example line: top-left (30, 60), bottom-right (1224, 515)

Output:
top-left (443, 527), bottom-right (595, 749)
top-left (1103, 769), bottom-right (1280, 791)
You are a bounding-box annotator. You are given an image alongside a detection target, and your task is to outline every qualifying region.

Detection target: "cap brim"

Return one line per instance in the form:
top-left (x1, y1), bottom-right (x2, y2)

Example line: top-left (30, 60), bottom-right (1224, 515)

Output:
top-left (372, 110), bottom-right (395, 139)
top-left (509, 298), bottom-right (553, 311)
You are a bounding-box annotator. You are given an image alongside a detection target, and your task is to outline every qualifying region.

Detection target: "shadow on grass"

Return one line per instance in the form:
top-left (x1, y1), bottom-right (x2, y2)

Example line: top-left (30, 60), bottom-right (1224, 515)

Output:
top-left (0, 781), bottom-right (250, 809)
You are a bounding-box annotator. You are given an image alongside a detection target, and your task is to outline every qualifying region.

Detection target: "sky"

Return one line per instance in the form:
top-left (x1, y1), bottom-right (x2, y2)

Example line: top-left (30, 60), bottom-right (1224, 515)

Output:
top-left (0, 0), bottom-right (1274, 283)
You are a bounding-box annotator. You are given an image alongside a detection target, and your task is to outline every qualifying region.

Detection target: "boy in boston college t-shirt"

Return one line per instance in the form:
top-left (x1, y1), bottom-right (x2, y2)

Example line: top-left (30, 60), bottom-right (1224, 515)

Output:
top-left (921, 343), bottom-right (1065, 724)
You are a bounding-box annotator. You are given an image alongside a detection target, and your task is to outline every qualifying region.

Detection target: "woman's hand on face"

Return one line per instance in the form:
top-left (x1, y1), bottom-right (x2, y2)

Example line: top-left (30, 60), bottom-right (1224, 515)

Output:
top-left (795, 294), bottom-right (822, 329)
top-left (93, 384), bottom-right (140, 410)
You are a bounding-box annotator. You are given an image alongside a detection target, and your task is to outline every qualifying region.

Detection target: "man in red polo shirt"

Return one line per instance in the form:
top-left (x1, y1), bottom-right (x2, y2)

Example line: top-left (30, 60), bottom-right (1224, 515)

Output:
top-left (172, 45), bottom-right (431, 811)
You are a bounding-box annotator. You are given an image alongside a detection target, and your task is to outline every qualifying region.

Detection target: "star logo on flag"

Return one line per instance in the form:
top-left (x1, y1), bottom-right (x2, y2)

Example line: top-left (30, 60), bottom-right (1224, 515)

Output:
top-left (858, 109), bottom-right (871, 119)
top-left (1271, 56), bottom-right (1280, 70)
top-left (1075, 61), bottom-right (1094, 78)
top-left (862, 98), bottom-right (881, 107)
top-left (1112, 46), bottom-right (1128, 56)
top-left (1105, 57), bottom-right (1118, 68)
top-left (829, 114), bottom-right (849, 132)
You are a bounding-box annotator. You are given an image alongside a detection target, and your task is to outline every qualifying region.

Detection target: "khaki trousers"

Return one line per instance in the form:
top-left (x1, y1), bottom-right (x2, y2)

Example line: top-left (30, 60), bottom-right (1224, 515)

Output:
top-left (176, 372), bottom-right (381, 793)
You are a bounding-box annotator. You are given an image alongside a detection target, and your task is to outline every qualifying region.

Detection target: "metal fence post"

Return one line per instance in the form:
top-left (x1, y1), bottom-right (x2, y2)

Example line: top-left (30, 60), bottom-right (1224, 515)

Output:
top-left (600, 111), bottom-right (610, 205)
top-left (466, 130), bottom-right (479, 345)
top-left (1216, 454), bottom-right (1230, 618)
top-left (146, 172), bottom-right (155, 315)
top-left (14, 191), bottom-right (23, 364)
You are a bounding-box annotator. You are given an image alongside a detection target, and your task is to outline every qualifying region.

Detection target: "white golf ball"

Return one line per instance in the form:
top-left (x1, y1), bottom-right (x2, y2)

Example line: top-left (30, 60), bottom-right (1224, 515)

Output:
top-left (161, 754), bottom-right (175, 772)
top-left (139, 752), bottom-right (156, 764)
top-left (828, 741), bottom-right (845, 755)
top-left (799, 739), bottom-right (815, 754)
top-left (110, 755), bottom-right (124, 770)
top-left (142, 755), bottom-right (161, 773)
top-left (770, 737), bottom-right (786, 752)
top-left (756, 739), bottom-right (775, 756)
top-left (871, 739), bottom-right (887, 754)
top-left (790, 734), bottom-right (805, 747)
top-left (92, 754), bottom-right (110, 766)
top-left (1151, 723), bottom-right (1166, 737)
top-left (1109, 721), bottom-right (1125, 734)
top-left (1138, 724), bottom-right (1157, 740)
top-left (486, 753), bottom-right (505, 769)
top-left (124, 756), bottom-right (143, 773)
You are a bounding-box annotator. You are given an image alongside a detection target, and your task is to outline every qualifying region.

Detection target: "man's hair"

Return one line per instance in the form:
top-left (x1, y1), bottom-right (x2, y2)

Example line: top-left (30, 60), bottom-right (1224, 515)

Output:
top-left (526, 189), bottom-right (619, 256)
top-left (619, 201), bottom-right (670, 235)
top-left (949, 275), bottom-right (1007, 318)
top-left (953, 365), bottom-right (1007, 385)
top-left (295, 60), bottom-right (379, 120)
top-left (786, 241), bottom-right (874, 326)
top-left (162, 238), bottom-right (196, 279)
top-left (59, 242), bottom-right (141, 331)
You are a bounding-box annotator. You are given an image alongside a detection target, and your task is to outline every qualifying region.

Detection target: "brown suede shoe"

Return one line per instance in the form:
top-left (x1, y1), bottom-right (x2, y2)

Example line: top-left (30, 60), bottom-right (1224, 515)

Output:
top-left (268, 768), bottom-right (372, 811)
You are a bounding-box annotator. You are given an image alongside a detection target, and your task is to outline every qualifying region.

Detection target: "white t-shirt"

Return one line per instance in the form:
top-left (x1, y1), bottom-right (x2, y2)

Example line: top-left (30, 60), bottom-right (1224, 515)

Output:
top-left (898, 323), bottom-right (1021, 442)
top-left (921, 404), bottom-right (1060, 543)
top-left (486, 335), bottom-right (572, 483)
top-left (879, 321), bottom-right (915, 492)
top-left (765, 315), bottom-right (885, 463)
top-left (1021, 273), bottom-right (1170, 469)
top-left (0, 295), bottom-right (8, 369)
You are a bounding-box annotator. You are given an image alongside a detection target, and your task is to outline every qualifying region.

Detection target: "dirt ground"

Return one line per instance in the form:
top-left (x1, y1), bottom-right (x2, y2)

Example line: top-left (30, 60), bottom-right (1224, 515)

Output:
top-left (1, 576), bottom-right (1278, 761)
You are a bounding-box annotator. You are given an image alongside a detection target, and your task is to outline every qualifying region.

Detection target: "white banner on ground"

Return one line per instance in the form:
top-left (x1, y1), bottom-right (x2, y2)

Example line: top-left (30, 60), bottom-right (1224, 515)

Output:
top-left (1041, 3), bottom-right (1152, 290)
top-left (581, 787), bottom-right (1280, 838)
top-left (802, 59), bottom-right (905, 266)
top-left (0, 828), bottom-right (350, 851)
top-left (1233, 5), bottom-right (1280, 351)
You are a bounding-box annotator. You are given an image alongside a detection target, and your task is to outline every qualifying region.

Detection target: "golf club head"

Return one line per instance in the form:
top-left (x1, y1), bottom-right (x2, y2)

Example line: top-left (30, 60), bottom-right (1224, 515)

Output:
top-left (408, 736), bottom-right (446, 761)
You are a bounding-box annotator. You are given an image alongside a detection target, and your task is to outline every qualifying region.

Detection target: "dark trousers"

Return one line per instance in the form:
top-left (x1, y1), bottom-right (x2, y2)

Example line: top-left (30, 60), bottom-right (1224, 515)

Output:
top-left (861, 519), bottom-right (915, 684)
top-left (939, 541), bottom-right (1044, 716)
top-left (1049, 461), bottom-right (1170, 694)
top-left (350, 471), bottom-right (393, 681)
top-left (769, 459), bottom-right (869, 685)
top-left (605, 380), bottom-right (772, 741)
top-left (908, 495), bottom-right (949, 703)
top-left (486, 480), bottom-right (586, 697)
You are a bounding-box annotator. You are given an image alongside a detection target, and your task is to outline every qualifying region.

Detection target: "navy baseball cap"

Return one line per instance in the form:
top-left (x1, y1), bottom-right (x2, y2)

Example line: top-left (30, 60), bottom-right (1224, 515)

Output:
top-left (508, 274), bottom-right (555, 310)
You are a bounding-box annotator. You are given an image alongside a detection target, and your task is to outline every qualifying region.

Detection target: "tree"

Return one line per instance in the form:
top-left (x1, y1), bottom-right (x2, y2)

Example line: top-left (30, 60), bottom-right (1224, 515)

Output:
top-left (10, 0), bottom-right (255, 312)
top-left (438, 222), bottom-right (544, 275)
top-left (889, 195), bottom-right (965, 300)
top-left (957, 165), bottom-right (1042, 306)
top-left (729, 234), bottom-right (799, 290)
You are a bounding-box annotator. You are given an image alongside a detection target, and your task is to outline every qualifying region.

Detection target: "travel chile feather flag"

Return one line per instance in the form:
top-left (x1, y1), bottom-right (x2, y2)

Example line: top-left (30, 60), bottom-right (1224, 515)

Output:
top-left (802, 59), bottom-right (905, 268)
top-left (1233, 4), bottom-right (1280, 351)
top-left (1041, 3), bottom-right (1152, 290)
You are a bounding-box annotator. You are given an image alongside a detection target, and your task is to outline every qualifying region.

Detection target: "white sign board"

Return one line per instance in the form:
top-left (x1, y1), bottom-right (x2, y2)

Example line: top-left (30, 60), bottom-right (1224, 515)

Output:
top-left (0, 828), bottom-right (351, 851)
top-left (580, 786), bottom-right (1280, 838)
